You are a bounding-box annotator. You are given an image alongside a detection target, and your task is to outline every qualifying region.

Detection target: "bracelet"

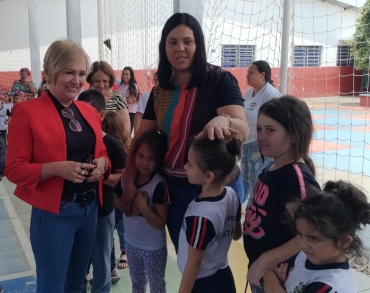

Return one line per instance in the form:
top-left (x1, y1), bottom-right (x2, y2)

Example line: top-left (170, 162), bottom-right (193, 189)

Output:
top-left (219, 114), bottom-right (233, 128)
top-left (99, 157), bottom-right (109, 173)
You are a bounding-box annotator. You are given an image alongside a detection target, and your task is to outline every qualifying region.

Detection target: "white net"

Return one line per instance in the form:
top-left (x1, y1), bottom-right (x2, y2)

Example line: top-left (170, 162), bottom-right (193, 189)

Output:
top-left (288, 0), bottom-right (370, 190)
top-left (196, 0), bottom-right (369, 191)
top-left (97, 0), bottom-right (173, 93)
top-left (0, 0), bottom-right (32, 93)
top-left (199, 0), bottom-right (284, 94)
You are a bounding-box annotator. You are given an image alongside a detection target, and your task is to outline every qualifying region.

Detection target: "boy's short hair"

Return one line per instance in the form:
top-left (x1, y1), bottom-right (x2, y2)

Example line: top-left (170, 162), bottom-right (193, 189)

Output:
top-left (78, 89), bottom-right (106, 112)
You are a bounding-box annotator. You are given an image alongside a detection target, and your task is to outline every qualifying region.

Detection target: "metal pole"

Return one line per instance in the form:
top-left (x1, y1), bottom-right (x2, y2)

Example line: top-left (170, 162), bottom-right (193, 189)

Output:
top-left (27, 0), bottom-right (41, 95)
top-left (173, 0), bottom-right (180, 13)
top-left (66, 0), bottom-right (82, 45)
top-left (280, 0), bottom-right (292, 95)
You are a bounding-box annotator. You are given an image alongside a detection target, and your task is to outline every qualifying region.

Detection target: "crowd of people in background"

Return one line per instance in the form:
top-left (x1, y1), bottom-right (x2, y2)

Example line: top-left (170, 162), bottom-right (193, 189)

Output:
top-left (0, 11), bottom-right (369, 293)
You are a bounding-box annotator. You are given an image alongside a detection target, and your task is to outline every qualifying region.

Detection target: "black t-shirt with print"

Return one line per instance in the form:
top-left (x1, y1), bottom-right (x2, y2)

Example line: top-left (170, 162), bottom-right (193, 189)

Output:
top-left (100, 134), bottom-right (126, 217)
top-left (243, 162), bottom-right (320, 266)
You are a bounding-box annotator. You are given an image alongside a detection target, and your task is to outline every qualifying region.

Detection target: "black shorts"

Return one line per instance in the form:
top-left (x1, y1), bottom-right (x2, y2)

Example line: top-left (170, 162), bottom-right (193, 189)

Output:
top-left (192, 266), bottom-right (236, 293)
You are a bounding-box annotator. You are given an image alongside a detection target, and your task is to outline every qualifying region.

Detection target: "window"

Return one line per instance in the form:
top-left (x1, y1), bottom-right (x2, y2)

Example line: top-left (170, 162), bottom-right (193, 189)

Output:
top-left (293, 46), bottom-right (321, 67)
top-left (337, 45), bottom-right (354, 66)
top-left (221, 45), bottom-right (254, 68)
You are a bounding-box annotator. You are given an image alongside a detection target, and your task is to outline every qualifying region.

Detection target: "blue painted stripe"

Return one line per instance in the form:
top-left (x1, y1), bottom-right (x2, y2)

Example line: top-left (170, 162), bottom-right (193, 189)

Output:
top-left (0, 199), bottom-right (31, 276)
top-left (0, 275), bottom-right (36, 293)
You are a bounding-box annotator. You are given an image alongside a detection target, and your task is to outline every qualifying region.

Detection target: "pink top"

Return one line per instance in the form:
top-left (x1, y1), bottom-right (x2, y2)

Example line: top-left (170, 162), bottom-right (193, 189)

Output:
top-left (117, 83), bottom-right (138, 113)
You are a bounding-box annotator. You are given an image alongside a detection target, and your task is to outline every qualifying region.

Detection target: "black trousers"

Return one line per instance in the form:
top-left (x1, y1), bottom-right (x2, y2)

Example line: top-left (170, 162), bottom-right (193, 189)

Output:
top-left (192, 266), bottom-right (236, 293)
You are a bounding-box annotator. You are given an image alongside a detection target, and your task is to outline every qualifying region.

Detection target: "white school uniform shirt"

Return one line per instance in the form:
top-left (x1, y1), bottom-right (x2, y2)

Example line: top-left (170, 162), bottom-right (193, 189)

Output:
top-left (285, 251), bottom-right (357, 293)
top-left (177, 187), bottom-right (240, 279)
top-left (244, 83), bottom-right (281, 144)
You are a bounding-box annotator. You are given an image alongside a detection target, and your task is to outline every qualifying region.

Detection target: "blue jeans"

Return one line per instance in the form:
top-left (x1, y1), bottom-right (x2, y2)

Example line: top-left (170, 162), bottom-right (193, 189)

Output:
top-left (111, 208), bottom-right (126, 271)
top-left (30, 198), bottom-right (98, 293)
top-left (116, 217), bottom-right (126, 251)
top-left (228, 174), bottom-right (244, 204)
top-left (167, 183), bottom-right (202, 252)
top-left (241, 141), bottom-right (272, 206)
top-left (91, 211), bottom-right (115, 293)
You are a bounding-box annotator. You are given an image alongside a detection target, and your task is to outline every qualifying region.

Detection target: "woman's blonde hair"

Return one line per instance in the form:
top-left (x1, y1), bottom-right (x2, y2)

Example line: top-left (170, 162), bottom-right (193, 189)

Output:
top-left (102, 111), bottom-right (131, 153)
top-left (43, 39), bottom-right (91, 84)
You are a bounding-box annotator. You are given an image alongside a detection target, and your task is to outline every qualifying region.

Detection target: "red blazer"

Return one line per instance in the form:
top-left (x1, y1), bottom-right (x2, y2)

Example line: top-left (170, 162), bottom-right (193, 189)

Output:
top-left (5, 93), bottom-right (110, 214)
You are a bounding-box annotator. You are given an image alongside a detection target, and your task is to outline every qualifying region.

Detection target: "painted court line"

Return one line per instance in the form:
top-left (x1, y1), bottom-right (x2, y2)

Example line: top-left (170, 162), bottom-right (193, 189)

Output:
top-left (167, 243), bottom-right (177, 261)
top-left (0, 271), bottom-right (34, 282)
top-left (0, 183), bottom-right (36, 273)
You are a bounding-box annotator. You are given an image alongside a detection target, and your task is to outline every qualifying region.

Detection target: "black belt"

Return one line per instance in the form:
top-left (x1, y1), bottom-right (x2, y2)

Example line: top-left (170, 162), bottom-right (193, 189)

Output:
top-left (61, 189), bottom-right (97, 206)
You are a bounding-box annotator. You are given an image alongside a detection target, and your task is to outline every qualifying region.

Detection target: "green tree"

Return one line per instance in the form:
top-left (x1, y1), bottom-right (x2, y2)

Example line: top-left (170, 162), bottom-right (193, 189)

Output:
top-left (350, 0), bottom-right (370, 70)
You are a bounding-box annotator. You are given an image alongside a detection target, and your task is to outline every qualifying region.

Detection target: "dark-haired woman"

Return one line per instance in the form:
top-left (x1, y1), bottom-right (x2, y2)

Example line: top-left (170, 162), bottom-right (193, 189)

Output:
top-left (118, 66), bottom-right (139, 134)
top-left (242, 61), bottom-right (281, 206)
top-left (121, 13), bottom-right (249, 252)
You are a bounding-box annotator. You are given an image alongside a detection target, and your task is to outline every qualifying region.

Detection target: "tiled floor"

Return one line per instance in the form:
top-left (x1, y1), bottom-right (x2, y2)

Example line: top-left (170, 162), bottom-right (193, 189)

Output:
top-left (0, 96), bottom-right (370, 293)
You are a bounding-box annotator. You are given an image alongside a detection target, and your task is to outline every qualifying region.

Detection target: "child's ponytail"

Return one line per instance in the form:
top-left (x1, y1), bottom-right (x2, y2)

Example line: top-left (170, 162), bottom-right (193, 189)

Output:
top-left (226, 137), bottom-right (242, 158)
top-left (323, 181), bottom-right (370, 227)
top-left (295, 180), bottom-right (370, 264)
top-left (190, 137), bottom-right (242, 184)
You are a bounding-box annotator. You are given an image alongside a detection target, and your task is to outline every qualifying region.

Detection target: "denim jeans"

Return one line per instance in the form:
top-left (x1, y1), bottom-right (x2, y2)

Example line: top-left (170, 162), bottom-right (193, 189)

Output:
top-left (116, 217), bottom-right (126, 251)
top-left (30, 198), bottom-right (98, 293)
top-left (228, 174), bottom-right (244, 204)
top-left (241, 140), bottom-right (272, 207)
top-left (111, 208), bottom-right (126, 271)
top-left (91, 211), bottom-right (115, 293)
top-left (167, 183), bottom-right (202, 252)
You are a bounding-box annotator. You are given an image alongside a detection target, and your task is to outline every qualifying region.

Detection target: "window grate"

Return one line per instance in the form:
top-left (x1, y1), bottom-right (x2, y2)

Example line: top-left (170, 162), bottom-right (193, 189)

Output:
top-left (337, 45), bottom-right (354, 66)
top-left (221, 45), bottom-right (254, 68)
top-left (293, 46), bottom-right (321, 67)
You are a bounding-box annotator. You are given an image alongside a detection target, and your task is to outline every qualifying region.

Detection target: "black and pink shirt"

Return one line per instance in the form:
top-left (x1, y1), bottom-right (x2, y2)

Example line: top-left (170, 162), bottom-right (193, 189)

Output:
top-left (243, 162), bottom-right (320, 266)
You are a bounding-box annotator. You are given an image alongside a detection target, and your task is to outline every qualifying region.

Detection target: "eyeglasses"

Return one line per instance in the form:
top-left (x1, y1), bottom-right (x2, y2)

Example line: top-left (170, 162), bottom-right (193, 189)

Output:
top-left (61, 107), bottom-right (82, 132)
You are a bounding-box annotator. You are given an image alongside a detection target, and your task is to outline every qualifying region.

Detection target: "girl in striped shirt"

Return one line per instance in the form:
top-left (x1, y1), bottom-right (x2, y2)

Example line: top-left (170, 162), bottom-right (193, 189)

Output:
top-left (178, 137), bottom-right (243, 293)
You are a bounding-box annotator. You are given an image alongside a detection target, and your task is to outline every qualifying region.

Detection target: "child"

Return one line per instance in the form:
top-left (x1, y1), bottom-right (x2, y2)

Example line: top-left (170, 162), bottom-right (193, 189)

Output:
top-left (178, 137), bottom-right (243, 293)
top-left (2, 91), bottom-right (14, 112)
top-left (78, 89), bottom-right (126, 292)
top-left (103, 111), bottom-right (131, 271)
top-left (0, 99), bottom-right (11, 141)
top-left (243, 96), bottom-right (320, 292)
top-left (13, 92), bottom-right (23, 104)
top-left (121, 131), bottom-right (170, 293)
top-left (263, 180), bottom-right (370, 293)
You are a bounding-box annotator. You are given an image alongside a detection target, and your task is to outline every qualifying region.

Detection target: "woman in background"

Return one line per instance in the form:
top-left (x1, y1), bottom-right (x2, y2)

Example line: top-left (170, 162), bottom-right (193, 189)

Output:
top-left (87, 61), bottom-right (131, 135)
top-left (11, 68), bottom-right (37, 98)
top-left (118, 66), bottom-right (139, 134)
top-left (241, 60), bottom-right (281, 206)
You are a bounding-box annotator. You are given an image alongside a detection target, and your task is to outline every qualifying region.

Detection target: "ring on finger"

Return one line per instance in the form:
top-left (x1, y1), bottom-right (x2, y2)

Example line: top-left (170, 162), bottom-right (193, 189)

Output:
top-left (81, 163), bottom-right (86, 169)
top-left (80, 170), bottom-right (85, 175)
top-left (97, 171), bottom-right (101, 176)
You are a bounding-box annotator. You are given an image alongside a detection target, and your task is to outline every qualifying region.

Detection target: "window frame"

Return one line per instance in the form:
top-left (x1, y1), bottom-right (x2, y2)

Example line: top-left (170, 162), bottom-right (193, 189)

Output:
top-left (221, 44), bottom-right (254, 68)
top-left (337, 45), bottom-right (354, 67)
top-left (293, 45), bottom-right (321, 67)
